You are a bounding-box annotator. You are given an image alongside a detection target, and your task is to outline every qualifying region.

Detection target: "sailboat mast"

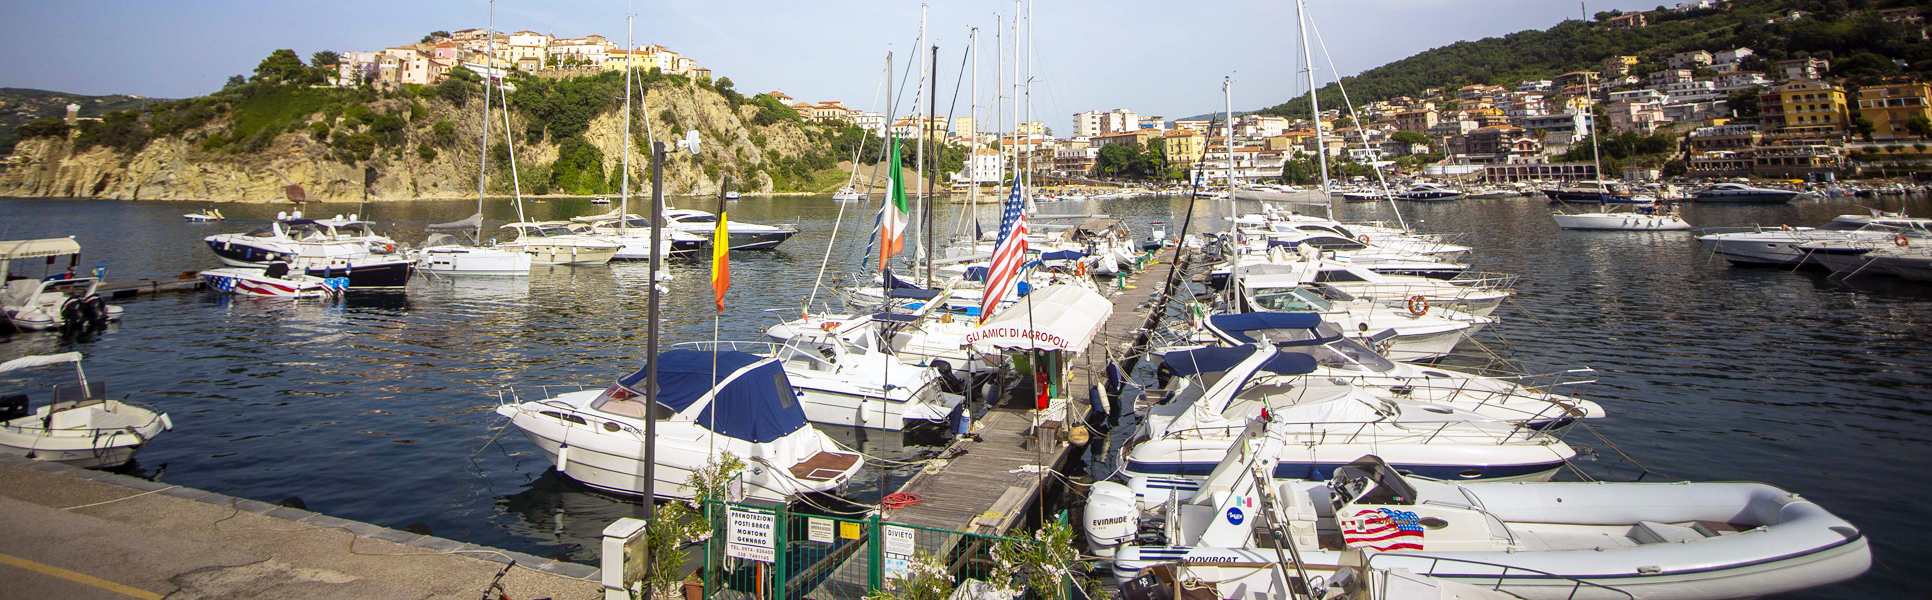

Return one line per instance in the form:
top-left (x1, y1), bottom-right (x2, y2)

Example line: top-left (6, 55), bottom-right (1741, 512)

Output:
top-left (1298, 0), bottom-right (1331, 195)
top-left (1011, 2), bottom-right (1020, 198)
top-left (476, 0), bottom-right (497, 241)
top-left (620, 15), bottom-right (633, 231)
top-left (969, 27), bottom-right (979, 230)
top-left (926, 45), bottom-right (938, 287)
top-left (1225, 76), bottom-right (1243, 310)
top-left (1023, 0), bottom-right (1033, 199)
top-left (1225, 77), bottom-right (1236, 192)
top-left (914, 4), bottom-right (927, 267)
top-left (994, 14), bottom-right (1003, 199)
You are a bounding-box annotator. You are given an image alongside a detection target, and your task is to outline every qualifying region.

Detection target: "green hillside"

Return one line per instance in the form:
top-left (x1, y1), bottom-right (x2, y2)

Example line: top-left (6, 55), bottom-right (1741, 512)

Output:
top-left (0, 88), bottom-right (160, 154)
top-left (1259, 0), bottom-right (1932, 116)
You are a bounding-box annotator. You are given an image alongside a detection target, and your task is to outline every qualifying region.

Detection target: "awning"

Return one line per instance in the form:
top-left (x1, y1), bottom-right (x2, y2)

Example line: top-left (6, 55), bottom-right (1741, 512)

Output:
top-left (1204, 312), bottom-right (1343, 347)
top-left (0, 352), bottom-right (82, 373)
top-left (0, 238), bottom-right (81, 261)
top-left (966, 285), bottom-right (1112, 353)
top-left (617, 350), bottom-right (808, 444)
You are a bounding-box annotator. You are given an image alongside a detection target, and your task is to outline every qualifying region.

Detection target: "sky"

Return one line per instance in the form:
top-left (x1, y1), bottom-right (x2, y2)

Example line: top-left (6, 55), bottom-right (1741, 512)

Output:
top-left (0, 0), bottom-right (1669, 134)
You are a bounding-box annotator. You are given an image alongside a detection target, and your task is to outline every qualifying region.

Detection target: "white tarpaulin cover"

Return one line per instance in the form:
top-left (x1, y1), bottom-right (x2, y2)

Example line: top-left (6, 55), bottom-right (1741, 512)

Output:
top-left (966, 285), bottom-right (1113, 353)
top-left (0, 352), bottom-right (82, 373)
top-left (0, 238), bottom-right (81, 261)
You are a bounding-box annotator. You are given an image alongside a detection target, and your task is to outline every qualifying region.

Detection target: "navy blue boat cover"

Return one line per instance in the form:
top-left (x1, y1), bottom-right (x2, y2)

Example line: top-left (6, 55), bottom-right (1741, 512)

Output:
top-left (1162, 345), bottom-right (1318, 377)
top-left (617, 350), bottom-right (807, 443)
top-left (1205, 313), bottom-right (1340, 346)
top-left (1039, 249), bottom-right (1087, 261)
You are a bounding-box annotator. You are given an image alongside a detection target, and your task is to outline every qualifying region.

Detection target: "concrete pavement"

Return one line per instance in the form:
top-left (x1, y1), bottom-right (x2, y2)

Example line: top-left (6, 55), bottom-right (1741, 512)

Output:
top-left (0, 456), bottom-right (602, 600)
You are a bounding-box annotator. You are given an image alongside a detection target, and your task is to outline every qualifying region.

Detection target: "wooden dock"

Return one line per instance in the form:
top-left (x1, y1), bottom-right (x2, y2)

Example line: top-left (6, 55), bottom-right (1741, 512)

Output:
top-left (884, 249), bottom-right (1191, 536)
top-left (97, 277), bottom-right (204, 298)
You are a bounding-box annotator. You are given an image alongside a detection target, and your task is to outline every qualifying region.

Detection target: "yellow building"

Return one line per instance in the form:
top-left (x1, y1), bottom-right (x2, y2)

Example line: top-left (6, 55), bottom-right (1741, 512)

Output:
top-left (1760, 80), bottom-right (1849, 136)
top-left (1163, 130), bottom-right (1206, 168)
top-left (1857, 82), bottom-right (1932, 140)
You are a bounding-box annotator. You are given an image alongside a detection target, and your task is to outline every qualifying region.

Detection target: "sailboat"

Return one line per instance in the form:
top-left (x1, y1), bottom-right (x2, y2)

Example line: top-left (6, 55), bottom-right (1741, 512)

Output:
top-left (483, 13), bottom-right (618, 266)
top-left (1549, 121), bottom-right (1691, 231)
top-left (568, 21), bottom-right (695, 264)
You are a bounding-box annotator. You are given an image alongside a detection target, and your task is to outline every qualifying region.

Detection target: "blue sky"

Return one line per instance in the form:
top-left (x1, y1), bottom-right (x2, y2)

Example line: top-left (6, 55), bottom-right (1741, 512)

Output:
top-left (1, 0), bottom-right (1665, 132)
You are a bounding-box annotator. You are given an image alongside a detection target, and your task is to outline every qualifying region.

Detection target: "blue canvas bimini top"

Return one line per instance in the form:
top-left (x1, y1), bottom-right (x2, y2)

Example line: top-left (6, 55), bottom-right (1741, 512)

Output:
top-left (617, 350), bottom-right (808, 444)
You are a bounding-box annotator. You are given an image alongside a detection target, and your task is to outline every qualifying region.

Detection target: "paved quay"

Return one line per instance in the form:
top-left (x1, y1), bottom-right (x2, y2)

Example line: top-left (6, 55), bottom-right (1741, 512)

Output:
top-left (0, 456), bottom-right (600, 600)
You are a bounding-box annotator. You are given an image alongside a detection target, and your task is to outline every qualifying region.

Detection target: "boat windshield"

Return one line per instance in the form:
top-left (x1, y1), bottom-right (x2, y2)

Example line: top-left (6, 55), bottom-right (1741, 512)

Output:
top-left (590, 384), bottom-right (676, 420)
top-left (284, 224), bottom-right (330, 241)
top-left (677, 214), bottom-right (718, 224)
top-left (1274, 339), bottom-right (1395, 373)
top-left (1250, 288), bottom-right (1333, 312)
top-left (528, 226), bottom-right (576, 238)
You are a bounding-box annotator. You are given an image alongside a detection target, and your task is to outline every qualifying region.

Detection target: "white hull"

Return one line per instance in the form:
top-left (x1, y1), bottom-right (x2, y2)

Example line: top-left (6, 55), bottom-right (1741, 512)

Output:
top-left (0, 401), bottom-right (172, 469)
top-left (415, 246), bottom-right (533, 276)
top-left (1553, 213), bottom-right (1691, 231)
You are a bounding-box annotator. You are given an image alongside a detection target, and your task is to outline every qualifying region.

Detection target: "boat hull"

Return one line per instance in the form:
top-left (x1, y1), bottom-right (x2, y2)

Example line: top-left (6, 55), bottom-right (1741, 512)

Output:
top-left (1553, 213), bottom-right (1692, 231)
top-left (415, 246), bottom-right (533, 276)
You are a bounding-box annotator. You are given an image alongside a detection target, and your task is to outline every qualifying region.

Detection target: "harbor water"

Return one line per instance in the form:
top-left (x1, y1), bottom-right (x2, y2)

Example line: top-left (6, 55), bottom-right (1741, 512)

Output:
top-left (1, 193), bottom-right (1927, 598)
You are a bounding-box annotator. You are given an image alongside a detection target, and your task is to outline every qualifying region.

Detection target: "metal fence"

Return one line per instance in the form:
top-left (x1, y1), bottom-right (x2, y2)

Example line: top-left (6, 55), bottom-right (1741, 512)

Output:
top-left (701, 498), bottom-right (1035, 600)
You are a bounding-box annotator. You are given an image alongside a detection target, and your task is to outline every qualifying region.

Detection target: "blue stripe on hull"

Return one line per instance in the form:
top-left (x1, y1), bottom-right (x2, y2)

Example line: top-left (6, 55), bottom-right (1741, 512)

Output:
top-left (1125, 459), bottom-right (1563, 481)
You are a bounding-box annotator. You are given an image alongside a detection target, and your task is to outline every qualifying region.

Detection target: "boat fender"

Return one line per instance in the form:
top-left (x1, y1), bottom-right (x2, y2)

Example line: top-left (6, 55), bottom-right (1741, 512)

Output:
top-left (556, 445), bottom-right (570, 472)
top-left (1897, 234), bottom-right (1911, 248)
top-left (1405, 295), bottom-right (1429, 317)
top-left (1358, 234), bottom-right (1371, 244)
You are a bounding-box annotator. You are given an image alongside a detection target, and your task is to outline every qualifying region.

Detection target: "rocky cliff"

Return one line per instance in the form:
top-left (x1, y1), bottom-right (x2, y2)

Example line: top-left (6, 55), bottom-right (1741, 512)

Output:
top-left (0, 75), bottom-right (838, 202)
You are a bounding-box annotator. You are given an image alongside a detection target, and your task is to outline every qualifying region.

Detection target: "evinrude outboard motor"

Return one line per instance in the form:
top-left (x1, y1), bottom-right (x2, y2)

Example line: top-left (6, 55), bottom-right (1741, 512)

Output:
top-left (80, 295), bottom-right (109, 325)
top-left (1083, 481), bottom-right (1139, 559)
top-left (59, 297), bottom-right (84, 329)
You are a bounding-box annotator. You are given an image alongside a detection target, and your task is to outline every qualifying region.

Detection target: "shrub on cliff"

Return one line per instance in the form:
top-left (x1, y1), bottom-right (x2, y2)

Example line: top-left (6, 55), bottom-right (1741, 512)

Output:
top-left (75, 110), bottom-right (151, 154)
top-left (16, 118), bottom-right (70, 140)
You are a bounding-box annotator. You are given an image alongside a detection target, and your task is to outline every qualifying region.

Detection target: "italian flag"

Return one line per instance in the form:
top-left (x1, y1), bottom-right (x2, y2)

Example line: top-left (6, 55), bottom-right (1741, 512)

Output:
top-left (879, 135), bottom-right (908, 268)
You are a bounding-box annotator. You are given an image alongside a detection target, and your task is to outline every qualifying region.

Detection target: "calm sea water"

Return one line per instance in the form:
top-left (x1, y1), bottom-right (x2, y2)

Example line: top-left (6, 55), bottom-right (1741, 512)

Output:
top-left (1, 192), bottom-right (1926, 598)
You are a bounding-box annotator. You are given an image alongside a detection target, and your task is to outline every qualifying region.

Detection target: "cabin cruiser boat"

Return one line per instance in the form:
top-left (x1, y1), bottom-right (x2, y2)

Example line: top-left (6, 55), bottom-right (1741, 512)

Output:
top-left (1241, 281), bottom-right (1487, 363)
top-left (412, 213), bottom-right (533, 276)
top-left (1, 353), bottom-right (172, 469)
top-left (203, 213), bottom-right (413, 287)
top-left (1120, 346), bottom-right (1578, 484)
top-left (1697, 213), bottom-right (1932, 267)
top-left (183, 208), bottom-right (224, 222)
top-left (1394, 183), bottom-right (1463, 202)
top-left (1851, 243), bottom-right (1932, 280)
top-left (2, 238), bottom-right (122, 332)
top-left (1234, 184), bottom-right (1303, 203)
top-left (200, 263), bottom-right (346, 299)
top-left (1692, 182), bottom-right (1805, 203)
top-left (1214, 240), bottom-right (1471, 282)
top-left (1342, 190), bottom-right (1391, 203)
top-left (497, 222), bottom-right (622, 265)
top-left (1551, 202), bottom-right (1691, 231)
top-left (494, 349), bottom-right (863, 501)
top-left (1238, 211), bottom-right (1472, 264)
top-left (1541, 181), bottom-right (1626, 204)
top-left (1090, 451), bottom-right (1869, 600)
top-left (1224, 254), bottom-right (1513, 318)
top-left (676, 335), bottom-right (965, 432)
top-left (663, 209), bottom-right (798, 251)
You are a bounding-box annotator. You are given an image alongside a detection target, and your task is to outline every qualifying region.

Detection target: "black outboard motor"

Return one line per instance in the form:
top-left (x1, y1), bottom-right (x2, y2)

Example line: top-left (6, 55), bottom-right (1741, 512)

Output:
top-left (0, 394), bottom-right (29, 422)
top-left (930, 360), bottom-right (967, 395)
top-left (59, 297), bottom-right (84, 329)
top-left (80, 295), bottom-right (108, 325)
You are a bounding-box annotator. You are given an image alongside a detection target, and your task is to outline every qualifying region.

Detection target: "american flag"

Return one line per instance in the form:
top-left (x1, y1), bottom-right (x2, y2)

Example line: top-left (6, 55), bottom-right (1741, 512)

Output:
top-left (978, 179), bottom-right (1028, 323)
top-left (1341, 508), bottom-right (1425, 551)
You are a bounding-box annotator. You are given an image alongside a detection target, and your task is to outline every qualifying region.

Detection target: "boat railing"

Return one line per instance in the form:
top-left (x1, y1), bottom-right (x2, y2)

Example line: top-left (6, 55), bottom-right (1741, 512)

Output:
top-left (1157, 418), bottom-right (1554, 448)
top-left (1361, 553), bottom-right (1635, 600)
top-left (1449, 271), bottom-right (1518, 291)
top-left (530, 398), bottom-right (652, 442)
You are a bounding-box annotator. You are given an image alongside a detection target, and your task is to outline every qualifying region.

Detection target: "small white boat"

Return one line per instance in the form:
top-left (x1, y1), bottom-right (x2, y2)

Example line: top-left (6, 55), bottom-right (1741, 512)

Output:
top-left (414, 213), bottom-right (532, 276)
top-left (832, 186), bottom-right (864, 202)
top-left (201, 263), bottom-right (346, 299)
top-left (183, 209), bottom-right (225, 222)
top-left (1092, 450), bottom-right (1872, 600)
top-left (590, 195), bottom-right (611, 204)
top-left (494, 349), bottom-right (864, 501)
top-left (497, 222), bottom-right (623, 265)
top-left (723, 190), bottom-right (742, 200)
top-left (2, 238), bottom-right (123, 332)
top-left (1, 352), bottom-right (172, 469)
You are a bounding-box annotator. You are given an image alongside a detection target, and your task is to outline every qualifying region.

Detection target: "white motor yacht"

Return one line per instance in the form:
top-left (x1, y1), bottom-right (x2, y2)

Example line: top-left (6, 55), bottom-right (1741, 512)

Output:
top-left (204, 212), bottom-right (413, 287)
top-left (497, 222), bottom-right (622, 265)
top-left (1697, 213), bottom-right (1932, 267)
top-left (569, 214), bottom-right (708, 259)
top-left (1395, 183), bottom-right (1464, 202)
top-left (2, 238), bottom-right (123, 332)
top-left (1240, 282), bottom-right (1487, 363)
top-left (832, 186), bottom-right (865, 202)
top-left (413, 213), bottom-right (533, 276)
top-left (494, 349), bottom-right (863, 501)
top-left (1233, 253), bottom-right (1513, 318)
top-left (1552, 203), bottom-right (1692, 231)
top-left (1, 353), bottom-right (172, 469)
top-left (662, 208), bottom-right (798, 251)
top-left (1692, 182), bottom-right (1805, 203)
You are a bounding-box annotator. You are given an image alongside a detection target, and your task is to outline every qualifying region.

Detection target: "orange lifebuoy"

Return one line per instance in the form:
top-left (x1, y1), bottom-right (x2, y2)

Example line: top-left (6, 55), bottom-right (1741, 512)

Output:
top-left (1406, 295), bottom-right (1429, 317)
top-left (1358, 234), bottom-right (1371, 244)
top-left (821, 321), bottom-right (841, 332)
top-left (1075, 262), bottom-right (1088, 277)
top-left (1897, 234), bottom-right (1912, 248)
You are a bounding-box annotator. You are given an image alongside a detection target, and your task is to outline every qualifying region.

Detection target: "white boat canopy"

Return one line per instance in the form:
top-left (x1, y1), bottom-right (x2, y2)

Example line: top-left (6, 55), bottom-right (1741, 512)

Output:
top-left (0, 237), bottom-right (81, 261)
top-left (967, 285), bottom-right (1112, 354)
top-left (0, 352), bottom-right (83, 373)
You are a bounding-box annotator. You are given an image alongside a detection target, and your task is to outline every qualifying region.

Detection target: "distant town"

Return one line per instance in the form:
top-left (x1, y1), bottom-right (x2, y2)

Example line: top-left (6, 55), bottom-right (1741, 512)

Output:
top-left (298, 1), bottom-right (1932, 188)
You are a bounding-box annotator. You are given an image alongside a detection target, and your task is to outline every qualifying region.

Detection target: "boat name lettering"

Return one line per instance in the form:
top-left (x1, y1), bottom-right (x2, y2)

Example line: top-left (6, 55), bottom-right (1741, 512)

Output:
top-left (964, 328), bottom-right (1069, 350)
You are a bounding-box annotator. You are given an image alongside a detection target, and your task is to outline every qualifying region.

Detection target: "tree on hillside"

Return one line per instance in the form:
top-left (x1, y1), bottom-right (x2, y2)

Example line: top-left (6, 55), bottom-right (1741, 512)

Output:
top-left (311, 51), bottom-right (340, 68)
top-left (224, 75), bottom-right (246, 89)
top-left (253, 49), bottom-right (308, 84)
top-left (1727, 87), bottom-right (1762, 119)
top-left (1851, 116), bottom-right (1877, 142)
top-left (1391, 130), bottom-right (1431, 146)
top-left (1909, 115), bottom-right (1932, 140)
top-left (423, 31), bottom-right (452, 43)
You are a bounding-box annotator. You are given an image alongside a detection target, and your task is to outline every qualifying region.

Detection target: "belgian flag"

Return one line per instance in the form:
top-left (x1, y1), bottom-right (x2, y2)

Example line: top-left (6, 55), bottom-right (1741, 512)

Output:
top-left (711, 177), bottom-right (730, 313)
